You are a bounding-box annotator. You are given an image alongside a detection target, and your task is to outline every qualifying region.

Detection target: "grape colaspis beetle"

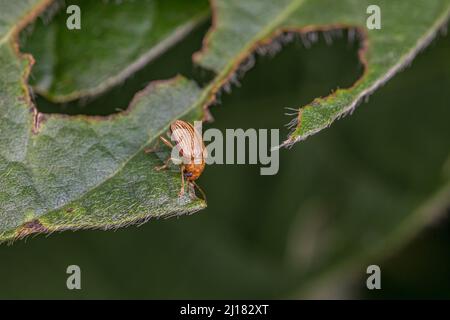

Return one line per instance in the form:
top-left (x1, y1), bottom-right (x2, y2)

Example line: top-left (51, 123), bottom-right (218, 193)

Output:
top-left (145, 120), bottom-right (207, 200)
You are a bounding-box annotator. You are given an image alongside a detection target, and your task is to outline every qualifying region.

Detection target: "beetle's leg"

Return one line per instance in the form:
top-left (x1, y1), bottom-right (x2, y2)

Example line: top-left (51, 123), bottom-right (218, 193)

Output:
top-left (187, 182), bottom-right (195, 199)
top-left (144, 140), bottom-right (160, 154)
top-left (191, 181), bottom-right (207, 203)
top-left (154, 157), bottom-right (172, 171)
top-left (160, 136), bottom-right (174, 149)
top-left (144, 135), bottom-right (174, 154)
top-left (148, 135), bottom-right (175, 170)
top-left (179, 166), bottom-right (185, 197)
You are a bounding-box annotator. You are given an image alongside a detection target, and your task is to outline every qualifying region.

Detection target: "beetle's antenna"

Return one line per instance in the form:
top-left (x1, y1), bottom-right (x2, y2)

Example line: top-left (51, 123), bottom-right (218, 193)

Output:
top-left (191, 181), bottom-right (207, 203)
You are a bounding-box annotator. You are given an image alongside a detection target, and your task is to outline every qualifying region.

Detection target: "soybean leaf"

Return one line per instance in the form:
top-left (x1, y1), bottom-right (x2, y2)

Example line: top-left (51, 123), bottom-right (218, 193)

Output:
top-left (0, 0), bottom-right (205, 242)
top-left (23, 0), bottom-right (209, 102)
top-left (193, 0), bottom-right (450, 144)
top-left (1, 28), bottom-right (448, 298)
top-left (1, 0), bottom-right (450, 243)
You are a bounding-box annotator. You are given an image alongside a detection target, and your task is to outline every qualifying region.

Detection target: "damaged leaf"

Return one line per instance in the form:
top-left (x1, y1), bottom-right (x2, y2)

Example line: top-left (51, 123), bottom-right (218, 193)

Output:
top-left (1, 0), bottom-right (450, 242)
top-left (22, 0), bottom-right (209, 102)
top-left (193, 0), bottom-right (450, 144)
top-left (0, 0), bottom-right (205, 242)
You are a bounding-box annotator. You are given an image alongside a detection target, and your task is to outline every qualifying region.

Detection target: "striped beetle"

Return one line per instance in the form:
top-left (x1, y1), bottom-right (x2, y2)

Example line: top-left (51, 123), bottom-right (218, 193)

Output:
top-left (146, 120), bottom-right (206, 200)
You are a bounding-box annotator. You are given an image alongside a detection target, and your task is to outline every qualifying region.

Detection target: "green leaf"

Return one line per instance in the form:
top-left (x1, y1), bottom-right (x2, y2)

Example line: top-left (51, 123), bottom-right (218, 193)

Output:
top-left (193, 0), bottom-right (450, 144)
top-left (23, 0), bottom-right (209, 102)
top-left (0, 0), bottom-right (205, 242)
top-left (2, 0), bottom-right (449, 242)
top-left (1, 29), bottom-right (448, 298)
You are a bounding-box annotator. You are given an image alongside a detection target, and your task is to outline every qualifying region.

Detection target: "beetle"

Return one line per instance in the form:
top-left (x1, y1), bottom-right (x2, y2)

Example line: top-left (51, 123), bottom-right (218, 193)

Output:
top-left (145, 120), bottom-right (207, 200)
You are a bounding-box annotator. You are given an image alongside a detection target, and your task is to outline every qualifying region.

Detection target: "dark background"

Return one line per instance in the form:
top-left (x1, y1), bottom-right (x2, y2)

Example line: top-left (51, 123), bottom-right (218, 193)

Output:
top-left (0, 19), bottom-right (449, 299)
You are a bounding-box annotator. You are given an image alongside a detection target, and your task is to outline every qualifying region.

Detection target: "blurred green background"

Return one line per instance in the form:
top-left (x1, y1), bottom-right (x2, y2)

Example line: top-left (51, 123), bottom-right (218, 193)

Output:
top-left (0, 17), bottom-right (449, 299)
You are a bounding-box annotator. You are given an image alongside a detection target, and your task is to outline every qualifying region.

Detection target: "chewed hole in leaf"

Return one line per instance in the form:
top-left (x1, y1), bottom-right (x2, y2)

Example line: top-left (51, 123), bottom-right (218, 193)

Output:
top-left (208, 29), bottom-right (365, 140)
top-left (31, 21), bottom-right (212, 116)
top-left (200, 30), bottom-right (365, 256)
top-left (20, 0), bottom-right (212, 116)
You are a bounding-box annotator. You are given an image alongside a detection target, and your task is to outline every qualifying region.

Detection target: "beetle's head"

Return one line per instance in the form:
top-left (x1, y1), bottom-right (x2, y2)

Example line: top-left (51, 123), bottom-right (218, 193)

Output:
top-left (183, 171), bottom-right (193, 178)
